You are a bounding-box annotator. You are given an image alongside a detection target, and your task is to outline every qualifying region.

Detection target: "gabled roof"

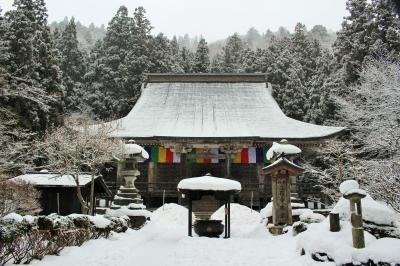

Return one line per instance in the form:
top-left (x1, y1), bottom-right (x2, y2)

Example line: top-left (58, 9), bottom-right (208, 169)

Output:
top-left (103, 74), bottom-right (344, 141)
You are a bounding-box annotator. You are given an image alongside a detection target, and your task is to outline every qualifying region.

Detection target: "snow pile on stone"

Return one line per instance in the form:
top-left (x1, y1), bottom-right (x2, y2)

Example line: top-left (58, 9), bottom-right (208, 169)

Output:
top-left (339, 179), bottom-right (359, 194)
top-left (178, 175), bottom-right (241, 191)
top-left (266, 141), bottom-right (301, 160)
top-left (123, 141), bottom-right (149, 160)
top-left (339, 179), bottom-right (367, 197)
top-left (211, 203), bottom-right (265, 238)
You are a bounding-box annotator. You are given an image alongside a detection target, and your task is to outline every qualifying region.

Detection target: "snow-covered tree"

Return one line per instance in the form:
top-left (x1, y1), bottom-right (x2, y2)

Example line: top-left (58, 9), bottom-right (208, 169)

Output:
top-left (192, 38), bottom-right (210, 73)
top-left (35, 116), bottom-right (124, 214)
top-left (334, 57), bottom-right (400, 211)
top-left (58, 18), bottom-right (87, 113)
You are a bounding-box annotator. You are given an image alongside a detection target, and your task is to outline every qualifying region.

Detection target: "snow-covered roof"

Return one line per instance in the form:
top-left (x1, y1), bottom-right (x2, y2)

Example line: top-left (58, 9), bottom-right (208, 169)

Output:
top-left (11, 173), bottom-right (98, 187)
top-left (99, 75), bottom-right (344, 140)
top-left (177, 174), bottom-right (242, 191)
top-left (266, 141), bottom-right (302, 160)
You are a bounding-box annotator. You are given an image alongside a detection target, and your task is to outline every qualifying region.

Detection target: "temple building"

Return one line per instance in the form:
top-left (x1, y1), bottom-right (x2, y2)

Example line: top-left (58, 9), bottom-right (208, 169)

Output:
top-left (101, 73), bottom-right (344, 208)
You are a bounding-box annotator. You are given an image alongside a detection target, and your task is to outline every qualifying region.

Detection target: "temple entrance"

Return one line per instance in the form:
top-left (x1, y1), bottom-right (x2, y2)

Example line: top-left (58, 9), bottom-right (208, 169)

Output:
top-left (190, 163), bottom-right (225, 178)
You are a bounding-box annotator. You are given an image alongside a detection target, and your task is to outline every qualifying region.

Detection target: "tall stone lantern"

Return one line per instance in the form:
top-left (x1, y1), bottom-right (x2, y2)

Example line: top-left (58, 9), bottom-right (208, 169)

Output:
top-left (112, 140), bottom-right (149, 209)
top-left (262, 140), bottom-right (303, 235)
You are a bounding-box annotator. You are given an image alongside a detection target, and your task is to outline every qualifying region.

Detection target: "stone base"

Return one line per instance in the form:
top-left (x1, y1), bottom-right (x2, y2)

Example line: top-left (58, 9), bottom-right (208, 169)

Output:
top-left (269, 225), bottom-right (285, 235)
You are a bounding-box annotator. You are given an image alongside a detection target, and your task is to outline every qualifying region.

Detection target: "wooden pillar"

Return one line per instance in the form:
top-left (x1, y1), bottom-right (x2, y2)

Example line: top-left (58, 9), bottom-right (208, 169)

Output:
top-left (224, 202), bottom-right (228, 238)
top-left (228, 200), bottom-right (231, 238)
top-left (188, 196), bottom-right (192, 237)
top-left (225, 154), bottom-right (231, 178)
top-left (180, 153), bottom-right (187, 179)
top-left (148, 162), bottom-right (157, 192)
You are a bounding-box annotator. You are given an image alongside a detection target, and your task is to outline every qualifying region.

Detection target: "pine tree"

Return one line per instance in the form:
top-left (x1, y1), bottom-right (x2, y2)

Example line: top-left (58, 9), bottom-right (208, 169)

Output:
top-left (192, 38), bottom-right (210, 73)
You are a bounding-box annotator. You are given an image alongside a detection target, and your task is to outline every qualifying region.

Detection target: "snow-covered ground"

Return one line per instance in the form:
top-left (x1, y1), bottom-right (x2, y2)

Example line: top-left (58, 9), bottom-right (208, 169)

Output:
top-left (29, 203), bottom-right (306, 266)
top-left (22, 201), bottom-right (400, 266)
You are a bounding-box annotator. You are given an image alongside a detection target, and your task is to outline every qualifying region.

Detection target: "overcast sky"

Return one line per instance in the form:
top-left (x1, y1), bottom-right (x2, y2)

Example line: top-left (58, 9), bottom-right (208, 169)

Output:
top-left (1, 0), bottom-right (347, 41)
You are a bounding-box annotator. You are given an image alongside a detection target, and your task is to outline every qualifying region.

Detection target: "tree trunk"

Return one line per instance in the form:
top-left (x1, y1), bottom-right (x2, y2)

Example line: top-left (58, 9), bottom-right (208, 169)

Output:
top-left (89, 166), bottom-right (96, 216)
top-left (74, 173), bottom-right (89, 214)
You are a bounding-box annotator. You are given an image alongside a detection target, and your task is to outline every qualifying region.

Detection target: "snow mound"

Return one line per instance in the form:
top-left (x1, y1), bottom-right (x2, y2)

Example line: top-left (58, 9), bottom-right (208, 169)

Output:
top-left (339, 180), bottom-right (359, 194)
top-left (343, 188), bottom-right (367, 197)
top-left (2, 212), bottom-right (23, 223)
top-left (354, 238), bottom-right (400, 264)
top-left (178, 175), bottom-right (241, 191)
top-left (143, 203), bottom-right (194, 240)
top-left (260, 202), bottom-right (311, 219)
top-left (211, 203), bottom-right (265, 238)
top-left (332, 195), bottom-right (398, 226)
top-left (299, 211), bottom-right (325, 224)
top-left (296, 220), bottom-right (377, 265)
top-left (266, 141), bottom-right (301, 160)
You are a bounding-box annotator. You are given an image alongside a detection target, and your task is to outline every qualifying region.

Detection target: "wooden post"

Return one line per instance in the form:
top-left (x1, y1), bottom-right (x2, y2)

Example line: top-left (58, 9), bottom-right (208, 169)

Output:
top-left (188, 196), bottom-right (192, 237)
top-left (180, 153), bottom-right (187, 179)
top-left (224, 203), bottom-right (228, 238)
top-left (148, 162), bottom-right (156, 192)
top-left (228, 200), bottom-right (231, 238)
top-left (226, 154), bottom-right (231, 178)
top-left (329, 212), bottom-right (340, 232)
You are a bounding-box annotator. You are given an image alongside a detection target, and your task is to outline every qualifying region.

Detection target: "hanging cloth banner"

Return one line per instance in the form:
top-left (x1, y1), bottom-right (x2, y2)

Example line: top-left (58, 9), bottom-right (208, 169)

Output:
top-left (145, 146), bottom-right (271, 164)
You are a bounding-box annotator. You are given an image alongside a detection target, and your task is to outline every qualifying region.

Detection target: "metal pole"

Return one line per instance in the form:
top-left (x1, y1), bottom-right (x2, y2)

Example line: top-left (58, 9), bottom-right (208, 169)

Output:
top-left (188, 197), bottom-right (192, 237)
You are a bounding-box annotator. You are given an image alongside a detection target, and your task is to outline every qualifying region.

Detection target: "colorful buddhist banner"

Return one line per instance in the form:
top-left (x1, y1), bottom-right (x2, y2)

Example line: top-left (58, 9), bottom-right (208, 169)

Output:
top-left (144, 146), bottom-right (271, 164)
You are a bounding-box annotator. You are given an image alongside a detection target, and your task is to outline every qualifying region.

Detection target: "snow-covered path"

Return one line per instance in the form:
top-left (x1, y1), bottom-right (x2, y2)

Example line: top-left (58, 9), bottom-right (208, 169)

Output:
top-left (31, 228), bottom-right (305, 266)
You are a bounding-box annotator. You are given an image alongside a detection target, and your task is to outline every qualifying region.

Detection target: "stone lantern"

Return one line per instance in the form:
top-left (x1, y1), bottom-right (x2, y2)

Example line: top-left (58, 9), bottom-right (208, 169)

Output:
top-left (262, 140), bottom-right (303, 235)
top-left (112, 140), bottom-right (149, 209)
top-left (341, 180), bottom-right (366, 249)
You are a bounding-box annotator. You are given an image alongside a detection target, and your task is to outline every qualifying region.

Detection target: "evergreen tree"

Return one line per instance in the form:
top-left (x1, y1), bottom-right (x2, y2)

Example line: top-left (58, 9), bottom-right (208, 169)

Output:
top-left (334, 0), bottom-right (375, 84)
top-left (58, 18), bottom-right (87, 113)
top-left (192, 38), bottom-right (210, 73)
top-left (180, 47), bottom-right (194, 73)
top-left (149, 33), bottom-right (183, 73)
top-left (1, 0), bottom-right (63, 132)
top-left (217, 33), bottom-right (246, 73)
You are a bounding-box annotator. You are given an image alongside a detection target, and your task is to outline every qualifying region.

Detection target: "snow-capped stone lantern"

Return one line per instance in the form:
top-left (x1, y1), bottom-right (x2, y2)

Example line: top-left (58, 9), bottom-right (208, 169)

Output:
top-left (262, 140), bottom-right (303, 235)
top-left (112, 140), bottom-right (149, 209)
top-left (120, 140), bottom-right (149, 190)
top-left (340, 180), bottom-right (367, 249)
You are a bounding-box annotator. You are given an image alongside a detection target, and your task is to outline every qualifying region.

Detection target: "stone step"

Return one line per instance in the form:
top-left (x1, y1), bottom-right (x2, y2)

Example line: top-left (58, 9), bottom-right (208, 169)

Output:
top-left (117, 193), bottom-right (141, 199)
top-left (119, 187), bottom-right (139, 193)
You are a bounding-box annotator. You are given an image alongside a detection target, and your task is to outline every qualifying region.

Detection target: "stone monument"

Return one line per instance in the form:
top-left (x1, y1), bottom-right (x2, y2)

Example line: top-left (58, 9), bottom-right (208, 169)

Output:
top-left (262, 140), bottom-right (303, 235)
